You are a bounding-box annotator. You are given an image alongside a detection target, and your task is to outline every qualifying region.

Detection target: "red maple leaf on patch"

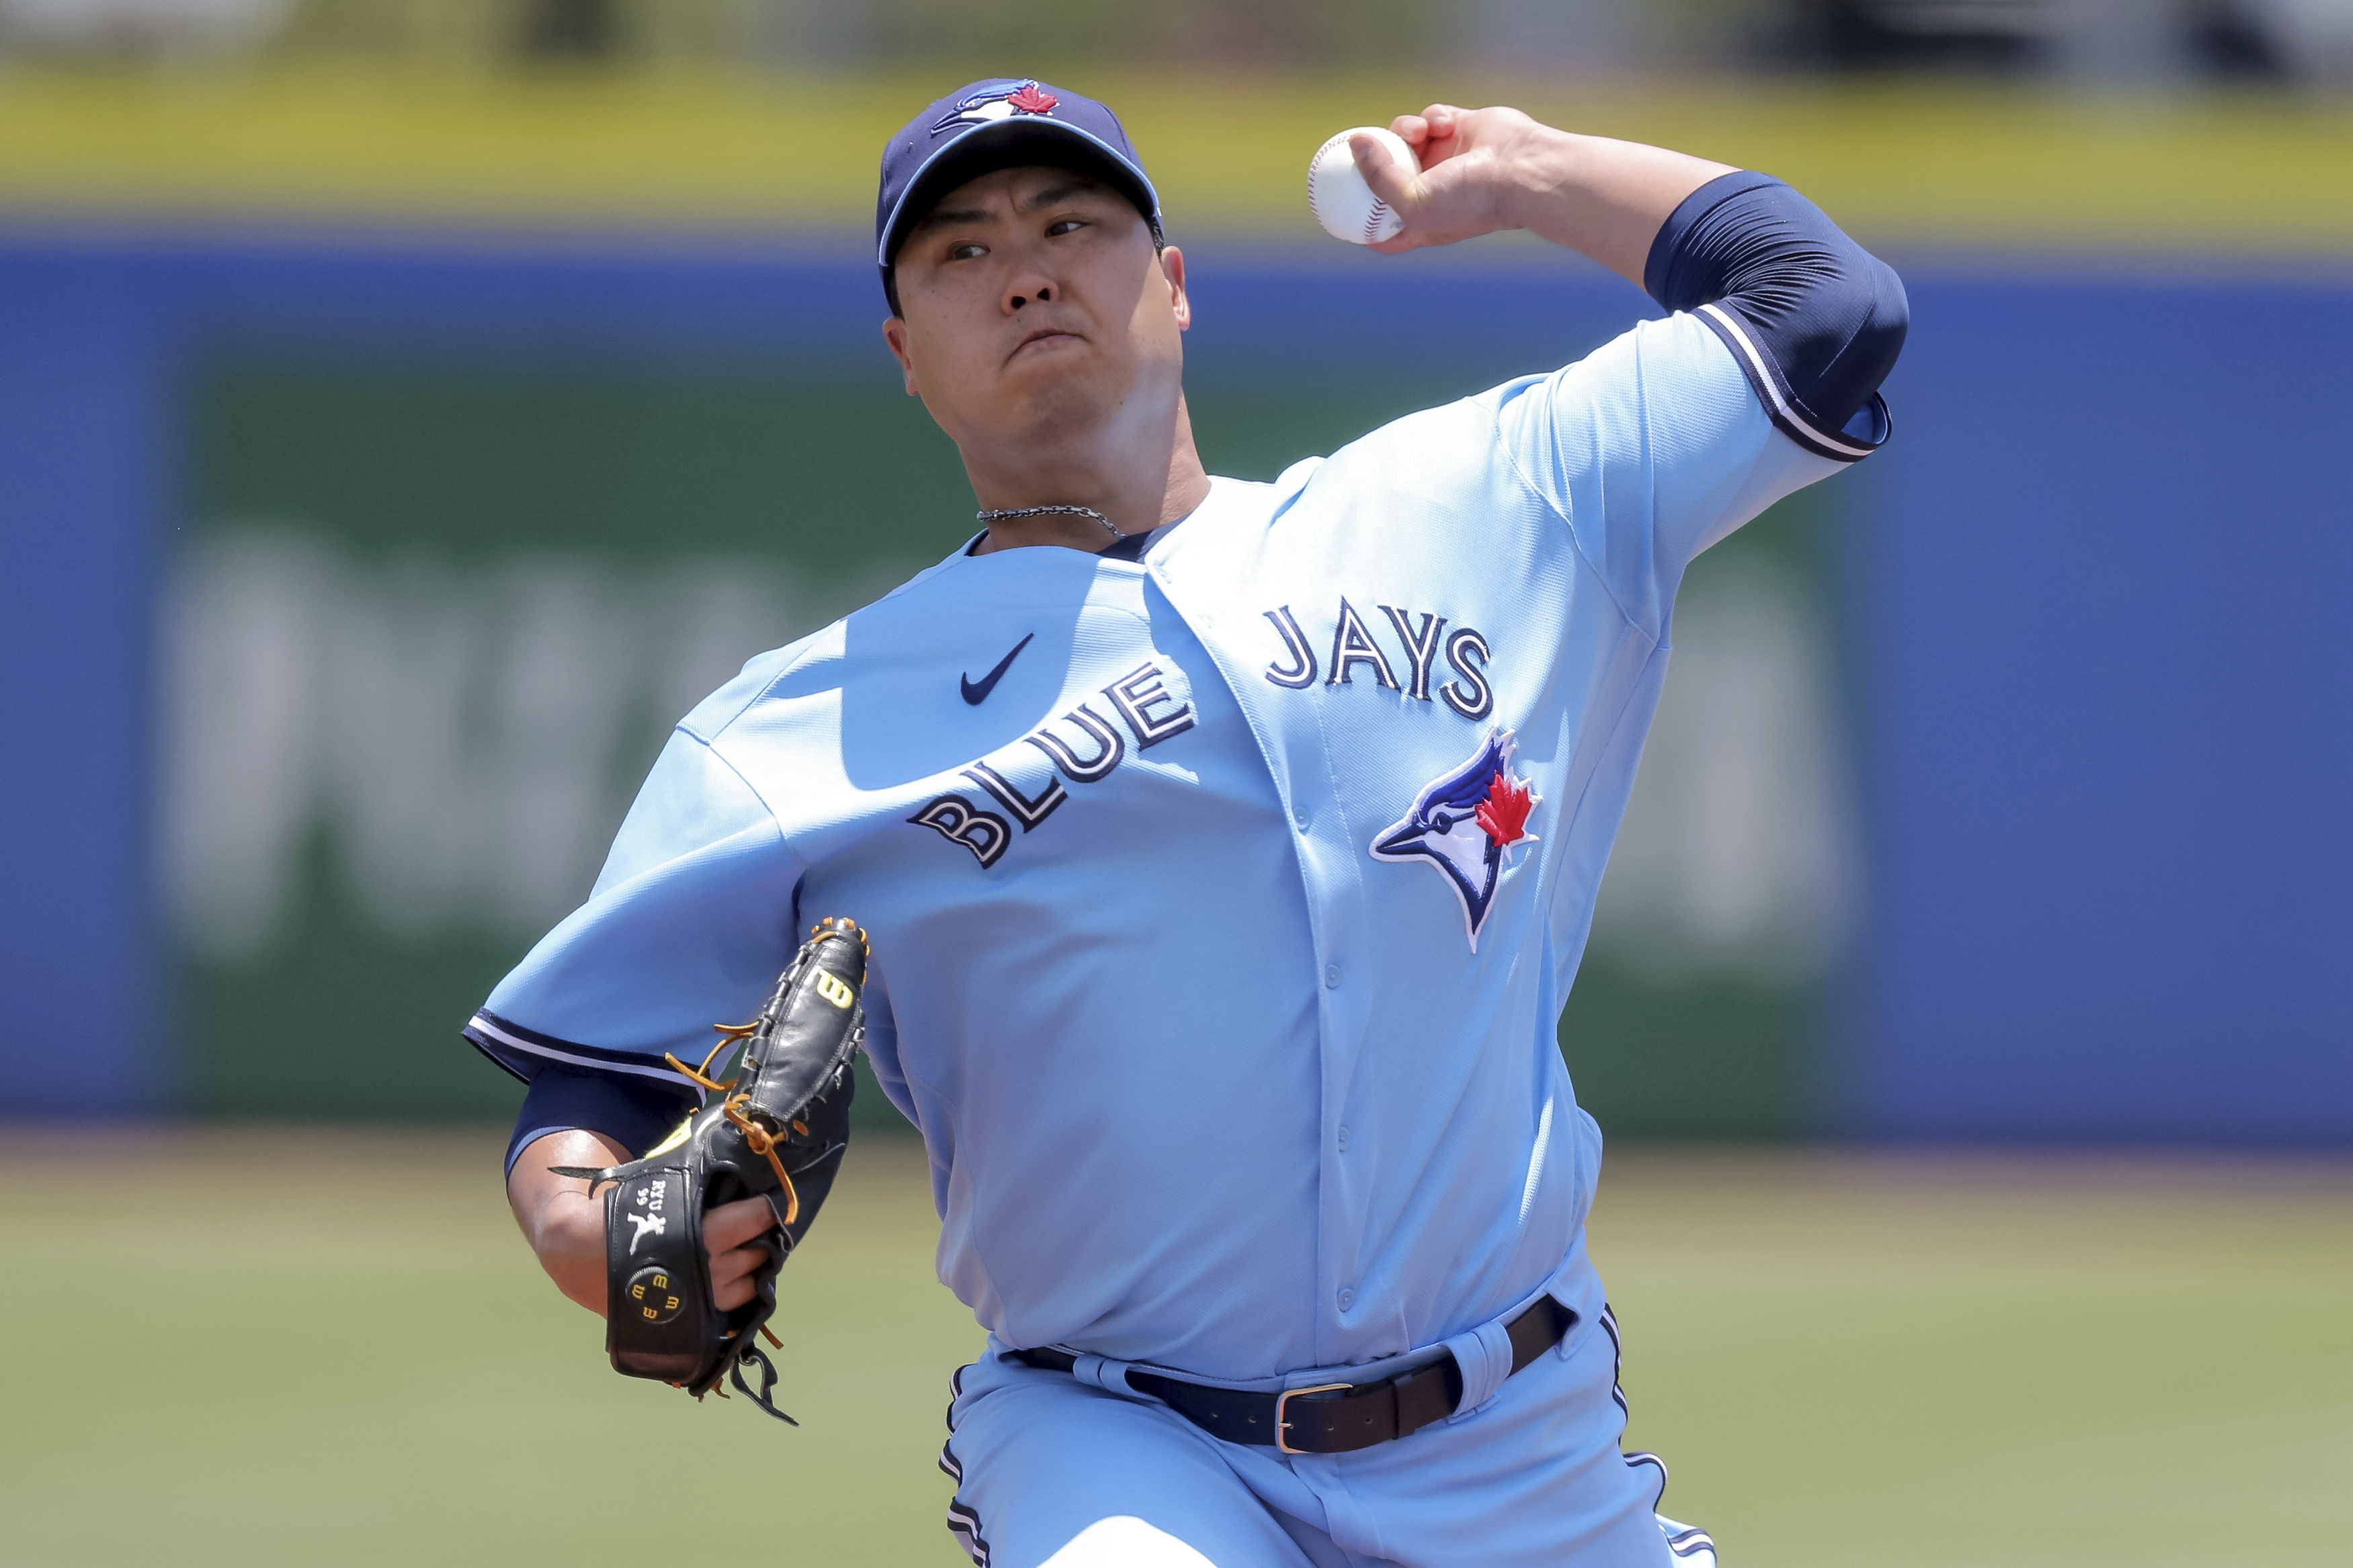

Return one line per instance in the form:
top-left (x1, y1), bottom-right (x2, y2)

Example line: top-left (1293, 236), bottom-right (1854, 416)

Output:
top-left (1476, 772), bottom-right (1536, 848)
top-left (1006, 84), bottom-right (1058, 114)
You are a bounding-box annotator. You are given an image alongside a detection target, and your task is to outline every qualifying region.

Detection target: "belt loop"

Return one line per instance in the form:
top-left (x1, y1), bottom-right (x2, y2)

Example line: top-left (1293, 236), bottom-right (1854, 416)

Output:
top-left (1070, 1353), bottom-right (1140, 1398)
top-left (1554, 1294), bottom-right (1581, 1360)
top-left (1441, 1317), bottom-right (1516, 1421)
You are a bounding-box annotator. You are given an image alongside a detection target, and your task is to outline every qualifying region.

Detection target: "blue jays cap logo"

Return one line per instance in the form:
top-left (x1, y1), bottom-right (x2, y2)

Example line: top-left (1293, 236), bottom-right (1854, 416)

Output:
top-left (1371, 728), bottom-right (1542, 952)
top-left (931, 81), bottom-right (1060, 135)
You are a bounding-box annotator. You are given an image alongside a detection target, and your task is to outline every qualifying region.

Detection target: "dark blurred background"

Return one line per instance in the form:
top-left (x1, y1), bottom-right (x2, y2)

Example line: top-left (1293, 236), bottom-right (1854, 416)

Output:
top-left (4, 0), bottom-right (2348, 79)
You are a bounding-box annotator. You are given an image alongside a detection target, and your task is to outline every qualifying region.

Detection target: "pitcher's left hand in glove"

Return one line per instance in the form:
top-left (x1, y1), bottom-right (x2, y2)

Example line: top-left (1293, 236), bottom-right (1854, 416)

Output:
top-left (551, 915), bottom-right (869, 1423)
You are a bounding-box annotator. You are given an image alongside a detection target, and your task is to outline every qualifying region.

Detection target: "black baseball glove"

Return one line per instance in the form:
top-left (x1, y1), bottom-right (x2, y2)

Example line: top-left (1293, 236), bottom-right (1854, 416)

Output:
top-left (551, 915), bottom-right (868, 1423)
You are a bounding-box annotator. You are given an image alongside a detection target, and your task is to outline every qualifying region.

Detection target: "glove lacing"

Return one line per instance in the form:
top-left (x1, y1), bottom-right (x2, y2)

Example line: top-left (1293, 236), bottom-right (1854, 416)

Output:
top-left (665, 1028), bottom-right (810, 1227)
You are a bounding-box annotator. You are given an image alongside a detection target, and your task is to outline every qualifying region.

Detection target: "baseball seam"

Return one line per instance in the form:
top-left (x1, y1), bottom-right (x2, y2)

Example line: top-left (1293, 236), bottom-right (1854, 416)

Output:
top-left (1308, 134), bottom-right (1341, 239)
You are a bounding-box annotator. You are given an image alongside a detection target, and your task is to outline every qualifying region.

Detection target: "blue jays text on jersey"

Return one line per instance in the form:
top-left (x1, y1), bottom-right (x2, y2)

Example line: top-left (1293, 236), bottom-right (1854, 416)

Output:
top-left (467, 311), bottom-right (1854, 1382)
top-left (906, 603), bottom-right (1497, 876)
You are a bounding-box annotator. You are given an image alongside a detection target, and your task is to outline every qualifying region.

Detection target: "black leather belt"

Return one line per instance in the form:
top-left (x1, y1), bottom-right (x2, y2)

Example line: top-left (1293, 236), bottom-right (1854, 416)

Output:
top-left (1014, 1296), bottom-right (1572, 1455)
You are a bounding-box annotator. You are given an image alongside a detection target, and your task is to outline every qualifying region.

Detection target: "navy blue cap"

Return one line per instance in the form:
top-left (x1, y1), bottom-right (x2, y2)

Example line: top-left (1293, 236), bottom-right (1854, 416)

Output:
top-left (875, 78), bottom-right (1162, 307)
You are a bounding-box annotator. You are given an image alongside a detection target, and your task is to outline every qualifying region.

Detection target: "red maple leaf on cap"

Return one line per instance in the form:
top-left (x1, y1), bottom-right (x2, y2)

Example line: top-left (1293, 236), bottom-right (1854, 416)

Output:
top-left (1007, 84), bottom-right (1058, 114)
top-left (1476, 772), bottom-right (1536, 848)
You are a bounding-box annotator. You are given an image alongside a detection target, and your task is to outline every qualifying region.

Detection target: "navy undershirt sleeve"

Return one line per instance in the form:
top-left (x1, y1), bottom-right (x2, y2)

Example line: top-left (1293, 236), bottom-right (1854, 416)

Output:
top-left (504, 1064), bottom-right (699, 1178)
top-left (1643, 170), bottom-right (1908, 462)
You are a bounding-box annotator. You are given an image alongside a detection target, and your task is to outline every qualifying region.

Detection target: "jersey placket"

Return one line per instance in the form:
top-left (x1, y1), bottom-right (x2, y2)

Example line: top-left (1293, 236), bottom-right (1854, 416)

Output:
top-left (1146, 545), bottom-right (1382, 1371)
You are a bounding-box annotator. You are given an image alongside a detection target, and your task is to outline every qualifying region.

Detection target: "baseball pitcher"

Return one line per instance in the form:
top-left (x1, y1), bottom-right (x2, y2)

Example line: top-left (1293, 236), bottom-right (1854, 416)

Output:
top-left (481, 77), bottom-right (1906, 1567)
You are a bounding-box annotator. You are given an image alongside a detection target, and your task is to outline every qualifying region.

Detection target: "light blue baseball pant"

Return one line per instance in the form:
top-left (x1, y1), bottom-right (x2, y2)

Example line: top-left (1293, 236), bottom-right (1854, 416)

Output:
top-left (938, 1298), bottom-right (1717, 1568)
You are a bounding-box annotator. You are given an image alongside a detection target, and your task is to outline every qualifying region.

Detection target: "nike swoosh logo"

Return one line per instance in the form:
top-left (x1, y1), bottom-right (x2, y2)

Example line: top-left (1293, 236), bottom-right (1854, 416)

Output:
top-left (961, 633), bottom-right (1034, 706)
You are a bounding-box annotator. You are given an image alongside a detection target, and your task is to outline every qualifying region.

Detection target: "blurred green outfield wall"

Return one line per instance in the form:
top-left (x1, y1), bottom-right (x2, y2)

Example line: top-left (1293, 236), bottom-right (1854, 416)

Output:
top-left (177, 339), bottom-right (1851, 1137)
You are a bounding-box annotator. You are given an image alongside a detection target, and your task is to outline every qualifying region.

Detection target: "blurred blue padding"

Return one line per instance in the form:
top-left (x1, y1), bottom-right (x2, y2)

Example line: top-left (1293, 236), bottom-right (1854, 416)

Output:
top-left (1856, 268), bottom-right (2353, 1143)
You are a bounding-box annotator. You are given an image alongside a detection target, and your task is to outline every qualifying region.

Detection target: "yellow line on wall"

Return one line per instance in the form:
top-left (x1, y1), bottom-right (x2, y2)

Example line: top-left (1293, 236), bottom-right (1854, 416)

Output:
top-left (3, 67), bottom-right (2350, 253)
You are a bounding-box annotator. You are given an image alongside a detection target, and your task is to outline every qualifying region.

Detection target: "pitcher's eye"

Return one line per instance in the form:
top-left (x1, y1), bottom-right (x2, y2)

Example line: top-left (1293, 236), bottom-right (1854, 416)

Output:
top-left (1045, 219), bottom-right (1085, 237)
top-left (947, 243), bottom-right (987, 261)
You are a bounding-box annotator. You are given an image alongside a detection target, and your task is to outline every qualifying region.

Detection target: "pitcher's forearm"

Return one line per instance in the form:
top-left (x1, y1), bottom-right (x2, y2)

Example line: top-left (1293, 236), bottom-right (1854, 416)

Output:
top-left (508, 1127), bottom-right (630, 1317)
top-left (1495, 124), bottom-right (1737, 288)
top-left (1355, 106), bottom-right (1737, 289)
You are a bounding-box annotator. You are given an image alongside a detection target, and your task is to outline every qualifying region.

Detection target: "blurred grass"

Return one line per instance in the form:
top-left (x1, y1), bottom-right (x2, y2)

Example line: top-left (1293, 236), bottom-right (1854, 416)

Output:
top-left (0, 1128), bottom-right (984, 1567)
top-left (1, 1130), bottom-right (2346, 1566)
top-left (1593, 1152), bottom-right (2353, 1566)
top-left (1, 67), bottom-right (2350, 251)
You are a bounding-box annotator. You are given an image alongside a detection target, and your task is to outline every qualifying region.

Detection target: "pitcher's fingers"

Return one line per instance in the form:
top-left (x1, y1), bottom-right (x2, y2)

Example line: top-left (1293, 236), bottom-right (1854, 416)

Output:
top-left (1409, 105), bottom-right (1467, 165)
top-left (709, 1244), bottom-right (768, 1311)
top-left (704, 1194), bottom-right (779, 1252)
top-left (1351, 132), bottom-right (1415, 208)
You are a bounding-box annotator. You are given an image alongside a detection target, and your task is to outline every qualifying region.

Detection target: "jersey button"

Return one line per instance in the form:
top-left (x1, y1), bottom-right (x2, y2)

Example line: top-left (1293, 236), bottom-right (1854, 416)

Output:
top-left (1336, 1125), bottom-right (1351, 1152)
top-left (1293, 808), bottom-right (1310, 831)
top-left (1323, 964), bottom-right (1341, 989)
top-left (1337, 1288), bottom-right (1355, 1311)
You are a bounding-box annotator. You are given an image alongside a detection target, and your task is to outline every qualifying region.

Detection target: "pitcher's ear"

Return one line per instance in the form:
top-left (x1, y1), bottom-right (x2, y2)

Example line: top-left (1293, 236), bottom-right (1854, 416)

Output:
top-left (881, 316), bottom-right (919, 395)
top-left (1160, 244), bottom-right (1190, 332)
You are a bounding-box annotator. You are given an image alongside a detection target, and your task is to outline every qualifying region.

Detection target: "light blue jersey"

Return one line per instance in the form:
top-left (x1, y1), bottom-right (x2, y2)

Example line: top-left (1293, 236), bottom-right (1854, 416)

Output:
top-left (471, 312), bottom-right (1840, 1392)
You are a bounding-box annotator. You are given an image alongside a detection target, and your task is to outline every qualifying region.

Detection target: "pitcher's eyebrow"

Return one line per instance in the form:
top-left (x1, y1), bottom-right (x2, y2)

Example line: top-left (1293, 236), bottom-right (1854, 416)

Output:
top-left (910, 203), bottom-right (988, 236)
top-left (907, 177), bottom-right (1105, 239)
top-left (1021, 178), bottom-right (1094, 210)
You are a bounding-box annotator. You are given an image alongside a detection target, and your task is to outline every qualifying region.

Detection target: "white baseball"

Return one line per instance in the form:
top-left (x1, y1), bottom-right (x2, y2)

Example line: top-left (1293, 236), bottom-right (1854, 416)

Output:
top-left (1308, 126), bottom-right (1417, 246)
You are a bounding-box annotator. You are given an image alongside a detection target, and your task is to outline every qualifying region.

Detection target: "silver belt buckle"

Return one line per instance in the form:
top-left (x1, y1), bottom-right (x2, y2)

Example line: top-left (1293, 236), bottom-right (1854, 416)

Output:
top-left (1273, 1381), bottom-right (1353, 1455)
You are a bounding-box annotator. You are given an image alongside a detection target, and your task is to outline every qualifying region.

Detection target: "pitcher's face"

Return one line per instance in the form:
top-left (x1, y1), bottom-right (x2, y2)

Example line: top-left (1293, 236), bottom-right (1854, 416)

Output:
top-left (884, 165), bottom-right (1189, 456)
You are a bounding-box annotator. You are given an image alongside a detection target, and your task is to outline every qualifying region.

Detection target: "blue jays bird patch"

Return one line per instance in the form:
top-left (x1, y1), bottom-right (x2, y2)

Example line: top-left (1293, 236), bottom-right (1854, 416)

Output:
top-left (1371, 729), bottom-right (1541, 951)
top-left (931, 80), bottom-right (1060, 132)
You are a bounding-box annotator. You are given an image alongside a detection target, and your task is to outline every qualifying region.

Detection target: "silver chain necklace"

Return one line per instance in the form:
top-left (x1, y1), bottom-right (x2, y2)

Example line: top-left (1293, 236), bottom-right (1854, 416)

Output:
top-left (975, 504), bottom-right (1123, 543)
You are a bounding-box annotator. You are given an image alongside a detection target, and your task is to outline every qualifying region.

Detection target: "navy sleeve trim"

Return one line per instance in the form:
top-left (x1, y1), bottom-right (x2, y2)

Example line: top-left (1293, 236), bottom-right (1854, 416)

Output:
top-left (1694, 303), bottom-right (1892, 462)
top-left (503, 1063), bottom-right (699, 1178)
top-left (1644, 169), bottom-right (1907, 464)
top-left (463, 1008), bottom-right (705, 1094)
